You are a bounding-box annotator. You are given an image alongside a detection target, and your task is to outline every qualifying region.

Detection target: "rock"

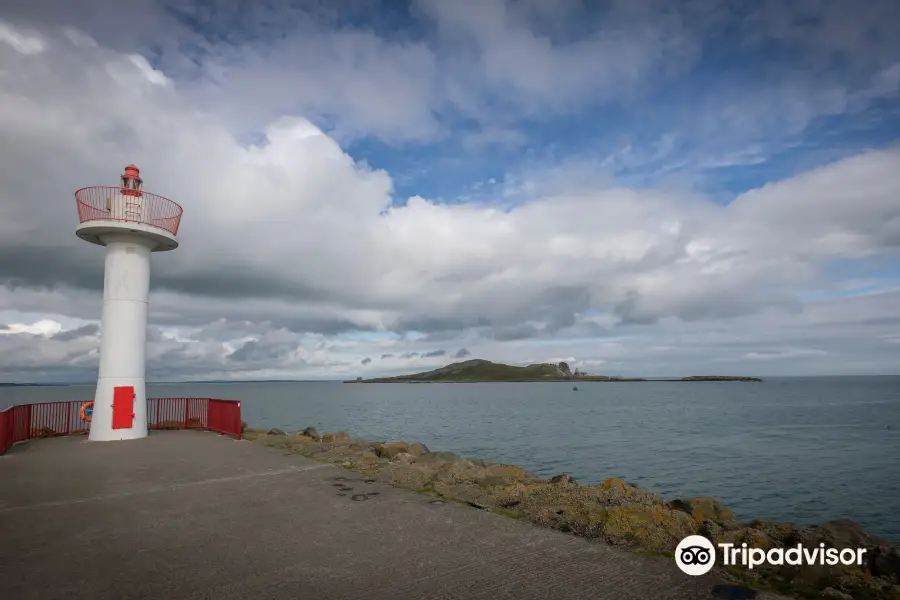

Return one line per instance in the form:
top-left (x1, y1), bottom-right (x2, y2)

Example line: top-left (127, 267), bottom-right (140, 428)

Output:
top-left (417, 451), bottom-right (463, 463)
top-left (721, 527), bottom-right (770, 549)
top-left (696, 519), bottom-right (724, 541)
top-left (435, 459), bottom-right (480, 481)
top-left (392, 452), bottom-right (415, 464)
top-left (868, 545), bottom-right (900, 581)
top-left (322, 431), bottom-right (351, 443)
top-left (348, 442), bottom-right (376, 453)
top-left (821, 587), bottom-right (853, 600)
top-left (408, 441), bottom-right (430, 456)
top-left (377, 462), bottom-right (434, 490)
top-left (376, 442), bottom-right (410, 459)
top-left (301, 426), bottom-right (320, 439)
top-left (599, 506), bottom-right (698, 552)
top-left (801, 519), bottom-right (881, 548)
top-left (266, 428), bottom-right (286, 436)
top-left (478, 475), bottom-right (510, 487)
top-left (550, 474), bottom-right (577, 485)
top-left (747, 520), bottom-right (797, 545)
top-left (669, 496), bottom-right (736, 526)
top-left (608, 506), bottom-right (698, 550)
top-left (594, 479), bottom-right (661, 508)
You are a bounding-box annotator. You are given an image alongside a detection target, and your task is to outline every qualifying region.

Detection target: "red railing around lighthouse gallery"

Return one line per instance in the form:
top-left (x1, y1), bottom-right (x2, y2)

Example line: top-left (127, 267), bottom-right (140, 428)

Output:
top-left (0, 398), bottom-right (242, 455)
top-left (75, 186), bottom-right (184, 236)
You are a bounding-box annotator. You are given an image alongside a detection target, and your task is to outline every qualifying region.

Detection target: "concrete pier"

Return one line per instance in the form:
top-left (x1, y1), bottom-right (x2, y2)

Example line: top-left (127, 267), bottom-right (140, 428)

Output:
top-left (0, 432), bottom-right (785, 599)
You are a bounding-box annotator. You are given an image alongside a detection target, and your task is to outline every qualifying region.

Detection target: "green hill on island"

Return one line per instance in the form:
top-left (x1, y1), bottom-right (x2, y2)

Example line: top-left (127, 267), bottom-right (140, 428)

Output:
top-left (350, 359), bottom-right (569, 382)
top-left (346, 359), bottom-right (761, 383)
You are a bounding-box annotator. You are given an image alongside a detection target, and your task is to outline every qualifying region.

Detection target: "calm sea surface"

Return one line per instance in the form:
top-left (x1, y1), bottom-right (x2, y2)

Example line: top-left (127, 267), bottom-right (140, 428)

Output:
top-left (3, 376), bottom-right (899, 542)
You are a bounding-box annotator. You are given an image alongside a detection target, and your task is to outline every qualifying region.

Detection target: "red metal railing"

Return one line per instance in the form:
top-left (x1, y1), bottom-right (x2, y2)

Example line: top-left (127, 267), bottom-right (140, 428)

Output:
top-left (75, 186), bottom-right (183, 236)
top-left (0, 398), bottom-right (241, 454)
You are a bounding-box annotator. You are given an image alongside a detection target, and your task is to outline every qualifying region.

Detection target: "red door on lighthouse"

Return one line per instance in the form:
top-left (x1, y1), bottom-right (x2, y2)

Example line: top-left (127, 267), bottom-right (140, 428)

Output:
top-left (112, 386), bottom-right (135, 429)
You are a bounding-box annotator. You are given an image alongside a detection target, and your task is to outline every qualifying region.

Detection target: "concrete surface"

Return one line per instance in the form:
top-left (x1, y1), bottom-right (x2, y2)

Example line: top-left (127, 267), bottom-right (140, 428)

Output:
top-left (0, 431), bottom-right (784, 600)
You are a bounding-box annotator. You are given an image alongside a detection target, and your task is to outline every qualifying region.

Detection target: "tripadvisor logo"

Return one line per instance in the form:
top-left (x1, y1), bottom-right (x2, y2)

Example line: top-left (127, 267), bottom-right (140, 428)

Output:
top-left (675, 535), bottom-right (868, 576)
top-left (676, 535), bottom-right (716, 575)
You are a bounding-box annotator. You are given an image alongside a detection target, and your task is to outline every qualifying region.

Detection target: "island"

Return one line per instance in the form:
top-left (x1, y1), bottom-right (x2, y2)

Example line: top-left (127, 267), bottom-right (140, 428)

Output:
top-left (344, 359), bottom-right (762, 383)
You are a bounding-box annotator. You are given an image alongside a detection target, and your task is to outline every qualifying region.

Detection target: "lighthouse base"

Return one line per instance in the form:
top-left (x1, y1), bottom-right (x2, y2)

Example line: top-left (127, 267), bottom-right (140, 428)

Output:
top-left (88, 378), bottom-right (148, 441)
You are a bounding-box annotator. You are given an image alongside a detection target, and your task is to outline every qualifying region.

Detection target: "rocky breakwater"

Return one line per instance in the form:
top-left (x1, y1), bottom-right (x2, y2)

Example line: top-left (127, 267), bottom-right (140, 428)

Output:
top-left (243, 425), bottom-right (900, 600)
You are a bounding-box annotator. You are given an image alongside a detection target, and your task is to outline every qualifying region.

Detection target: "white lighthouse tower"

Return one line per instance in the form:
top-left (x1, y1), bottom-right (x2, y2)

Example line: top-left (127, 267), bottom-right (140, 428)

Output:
top-left (74, 165), bottom-right (182, 441)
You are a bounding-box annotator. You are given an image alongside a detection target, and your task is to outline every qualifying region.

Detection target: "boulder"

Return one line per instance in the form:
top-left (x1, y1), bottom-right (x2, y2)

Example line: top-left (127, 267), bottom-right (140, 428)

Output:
top-left (697, 519), bottom-right (724, 542)
top-left (600, 478), bottom-right (626, 490)
top-left (669, 496), bottom-right (736, 526)
top-left (747, 520), bottom-right (797, 545)
top-left (868, 545), bottom-right (900, 581)
top-left (599, 506), bottom-right (698, 552)
top-left (377, 462), bottom-right (434, 490)
top-left (408, 441), bottom-right (430, 456)
top-left (266, 428), bottom-right (286, 436)
top-left (801, 519), bottom-right (880, 548)
top-left (322, 431), bottom-right (351, 443)
top-left (550, 474), bottom-right (577, 485)
top-left (376, 442), bottom-right (410, 459)
top-left (417, 451), bottom-right (463, 463)
top-left (432, 459), bottom-right (489, 485)
top-left (821, 588), bottom-right (853, 600)
top-left (301, 426), bottom-right (320, 439)
top-left (594, 479), bottom-right (661, 508)
top-left (392, 452), bottom-right (415, 464)
top-left (721, 526), bottom-right (771, 549)
top-left (481, 464), bottom-right (528, 485)
top-left (478, 475), bottom-right (510, 488)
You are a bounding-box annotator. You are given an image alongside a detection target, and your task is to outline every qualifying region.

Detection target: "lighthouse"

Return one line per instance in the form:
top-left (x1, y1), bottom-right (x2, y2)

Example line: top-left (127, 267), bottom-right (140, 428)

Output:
top-left (74, 166), bottom-right (182, 441)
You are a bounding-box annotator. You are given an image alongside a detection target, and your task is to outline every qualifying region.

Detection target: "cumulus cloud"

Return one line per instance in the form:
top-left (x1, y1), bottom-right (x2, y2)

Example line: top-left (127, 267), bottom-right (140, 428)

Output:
top-left (0, 5), bottom-right (898, 382)
top-left (51, 324), bottom-right (99, 342)
top-left (0, 20), bottom-right (45, 55)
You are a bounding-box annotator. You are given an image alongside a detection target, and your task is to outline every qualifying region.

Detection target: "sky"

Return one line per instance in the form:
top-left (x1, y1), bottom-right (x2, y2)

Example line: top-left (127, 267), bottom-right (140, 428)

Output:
top-left (0, 0), bottom-right (899, 382)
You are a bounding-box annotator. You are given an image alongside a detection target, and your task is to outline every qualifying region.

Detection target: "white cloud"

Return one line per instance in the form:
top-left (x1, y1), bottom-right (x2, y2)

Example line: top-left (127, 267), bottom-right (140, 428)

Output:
top-left (0, 319), bottom-right (63, 337)
top-left (0, 20), bottom-right (45, 55)
top-left (62, 27), bottom-right (97, 49)
top-left (742, 349), bottom-right (829, 361)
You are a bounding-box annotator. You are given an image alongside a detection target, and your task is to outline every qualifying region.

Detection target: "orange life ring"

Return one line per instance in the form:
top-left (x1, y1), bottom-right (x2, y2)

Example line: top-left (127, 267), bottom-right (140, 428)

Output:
top-left (79, 401), bottom-right (94, 423)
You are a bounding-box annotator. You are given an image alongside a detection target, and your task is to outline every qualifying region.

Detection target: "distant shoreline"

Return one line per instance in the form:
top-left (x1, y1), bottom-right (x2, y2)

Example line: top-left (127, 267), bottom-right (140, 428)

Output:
top-left (344, 377), bottom-right (763, 383)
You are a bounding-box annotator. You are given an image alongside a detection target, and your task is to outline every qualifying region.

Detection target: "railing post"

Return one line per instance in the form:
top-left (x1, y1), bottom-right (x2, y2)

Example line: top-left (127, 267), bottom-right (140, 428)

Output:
top-left (64, 402), bottom-right (71, 436)
top-left (183, 398), bottom-right (189, 429)
top-left (155, 398), bottom-right (160, 431)
top-left (26, 404), bottom-right (33, 440)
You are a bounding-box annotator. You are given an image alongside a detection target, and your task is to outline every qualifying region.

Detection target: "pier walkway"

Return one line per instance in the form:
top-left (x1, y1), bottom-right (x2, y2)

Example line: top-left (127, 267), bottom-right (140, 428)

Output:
top-left (0, 431), bottom-right (784, 599)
